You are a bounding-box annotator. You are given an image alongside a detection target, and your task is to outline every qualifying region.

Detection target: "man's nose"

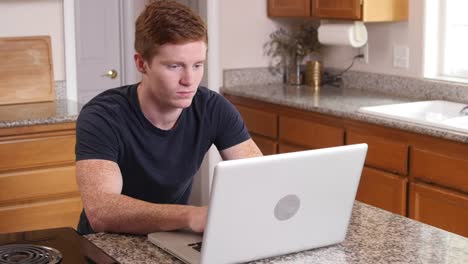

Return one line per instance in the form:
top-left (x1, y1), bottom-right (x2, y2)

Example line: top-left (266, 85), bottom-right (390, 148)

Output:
top-left (180, 68), bottom-right (194, 86)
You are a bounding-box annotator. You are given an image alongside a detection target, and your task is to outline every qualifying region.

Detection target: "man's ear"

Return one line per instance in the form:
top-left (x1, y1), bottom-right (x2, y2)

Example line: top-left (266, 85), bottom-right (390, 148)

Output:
top-left (134, 53), bottom-right (147, 74)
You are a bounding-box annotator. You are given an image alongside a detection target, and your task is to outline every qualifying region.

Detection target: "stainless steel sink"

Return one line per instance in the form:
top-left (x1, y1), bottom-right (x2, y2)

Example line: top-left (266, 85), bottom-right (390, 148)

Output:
top-left (358, 100), bottom-right (468, 134)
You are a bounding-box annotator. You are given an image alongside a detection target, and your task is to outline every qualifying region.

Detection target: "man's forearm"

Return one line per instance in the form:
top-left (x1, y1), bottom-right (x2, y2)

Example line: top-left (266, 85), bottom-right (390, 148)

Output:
top-left (84, 193), bottom-right (204, 234)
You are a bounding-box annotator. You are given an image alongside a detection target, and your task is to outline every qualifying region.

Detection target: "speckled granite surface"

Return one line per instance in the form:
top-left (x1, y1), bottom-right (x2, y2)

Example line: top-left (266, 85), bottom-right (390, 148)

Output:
top-left (221, 82), bottom-right (468, 143)
top-left (0, 99), bottom-right (81, 128)
top-left (85, 202), bottom-right (468, 264)
top-left (55, 80), bottom-right (67, 100)
top-left (341, 70), bottom-right (468, 103)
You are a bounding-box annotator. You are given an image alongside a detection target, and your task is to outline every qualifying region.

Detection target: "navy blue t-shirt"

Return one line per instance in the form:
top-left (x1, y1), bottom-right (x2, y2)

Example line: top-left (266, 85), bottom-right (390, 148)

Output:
top-left (75, 84), bottom-right (250, 234)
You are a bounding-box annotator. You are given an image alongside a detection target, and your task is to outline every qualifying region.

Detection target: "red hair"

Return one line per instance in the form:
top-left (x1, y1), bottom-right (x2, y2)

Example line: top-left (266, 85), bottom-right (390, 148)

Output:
top-left (135, 0), bottom-right (208, 61)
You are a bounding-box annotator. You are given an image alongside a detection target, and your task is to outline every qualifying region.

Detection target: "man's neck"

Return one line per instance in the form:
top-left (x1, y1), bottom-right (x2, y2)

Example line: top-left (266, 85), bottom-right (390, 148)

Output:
top-left (137, 82), bottom-right (182, 130)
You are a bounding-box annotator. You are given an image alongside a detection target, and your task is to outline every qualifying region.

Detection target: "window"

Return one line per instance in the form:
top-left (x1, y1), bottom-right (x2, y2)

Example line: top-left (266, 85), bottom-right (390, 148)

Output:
top-left (424, 0), bottom-right (468, 82)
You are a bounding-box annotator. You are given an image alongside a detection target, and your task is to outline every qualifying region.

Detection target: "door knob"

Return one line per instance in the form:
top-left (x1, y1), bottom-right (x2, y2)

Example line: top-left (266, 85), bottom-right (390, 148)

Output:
top-left (103, 69), bottom-right (118, 79)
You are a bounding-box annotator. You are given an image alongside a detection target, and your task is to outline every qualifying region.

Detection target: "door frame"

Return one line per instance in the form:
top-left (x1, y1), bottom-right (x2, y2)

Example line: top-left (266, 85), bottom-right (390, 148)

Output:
top-left (63, 0), bottom-right (77, 101)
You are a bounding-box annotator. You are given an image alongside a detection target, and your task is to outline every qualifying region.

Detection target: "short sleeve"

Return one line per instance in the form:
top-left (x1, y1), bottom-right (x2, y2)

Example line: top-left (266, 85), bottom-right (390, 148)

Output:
top-left (211, 94), bottom-right (250, 150)
top-left (75, 107), bottom-right (120, 162)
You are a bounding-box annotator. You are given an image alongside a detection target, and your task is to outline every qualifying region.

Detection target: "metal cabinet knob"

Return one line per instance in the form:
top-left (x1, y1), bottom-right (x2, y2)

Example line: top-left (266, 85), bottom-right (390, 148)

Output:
top-left (103, 69), bottom-right (118, 79)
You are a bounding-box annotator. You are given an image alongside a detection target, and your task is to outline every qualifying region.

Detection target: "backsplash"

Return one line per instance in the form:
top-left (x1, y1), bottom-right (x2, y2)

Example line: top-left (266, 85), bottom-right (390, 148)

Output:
top-left (223, 68), bottom-right (283, 87)
top-left (341, 71), bottom-right (468, 103)
top-left (223, 67), bottom-right (468, 104)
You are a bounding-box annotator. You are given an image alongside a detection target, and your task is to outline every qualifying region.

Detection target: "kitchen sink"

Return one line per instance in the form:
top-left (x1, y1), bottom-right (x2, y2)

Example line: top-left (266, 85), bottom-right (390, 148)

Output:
top-left (358, 100), bottom-right (468, 134)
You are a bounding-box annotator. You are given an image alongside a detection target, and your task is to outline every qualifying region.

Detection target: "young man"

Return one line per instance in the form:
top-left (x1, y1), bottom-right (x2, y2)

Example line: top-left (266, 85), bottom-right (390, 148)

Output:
top-left (75, 1), bottom-right (262, 235)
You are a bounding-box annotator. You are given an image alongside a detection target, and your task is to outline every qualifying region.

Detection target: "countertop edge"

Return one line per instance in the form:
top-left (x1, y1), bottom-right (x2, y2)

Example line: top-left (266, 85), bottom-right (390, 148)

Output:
top-left (221, 86), bottom-right (468, 144)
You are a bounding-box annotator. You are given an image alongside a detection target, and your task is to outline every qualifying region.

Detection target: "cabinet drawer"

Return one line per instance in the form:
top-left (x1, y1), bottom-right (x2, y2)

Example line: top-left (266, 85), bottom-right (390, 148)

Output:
top-left (409, 182), bottom-right (468, 237)
top-left (279, 143), bottom-right (308, 154)
top-left (0, 134), bottom-right (75, 172)
top-left (356, 167), bottom-right (407, 216)
top-left (0, 197), bottom-right (82, 233)
top-left (0, 165), bottom-right (78, 205)
top-left (236, 105), bottom-right (278, 139)
top-left (347, 131), bottom-right (408, 175)
top-left (279, 116), bottom-right (344, 149)
top-left (251, 135), bottom-right (277, 155)
top-left (410, 148), bottom-right (468, 193)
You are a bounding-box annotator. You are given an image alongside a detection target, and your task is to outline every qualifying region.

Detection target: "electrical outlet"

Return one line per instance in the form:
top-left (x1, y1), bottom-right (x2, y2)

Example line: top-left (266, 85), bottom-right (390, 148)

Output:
top-left (393, 45), bottom-right (409, 68)
top-left (358, 44), bottom-right (369, 64)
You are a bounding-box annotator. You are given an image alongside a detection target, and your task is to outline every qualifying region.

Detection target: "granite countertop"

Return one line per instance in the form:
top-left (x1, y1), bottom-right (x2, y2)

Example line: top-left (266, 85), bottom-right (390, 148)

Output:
top-left (221, 84), bottom-right (468, 143)
top-left (2, 83), bottom-right (468, 144)
top-left (0, 99), bottom-right (81, 128)
top-left (85, 202), bottom-right (468, 264)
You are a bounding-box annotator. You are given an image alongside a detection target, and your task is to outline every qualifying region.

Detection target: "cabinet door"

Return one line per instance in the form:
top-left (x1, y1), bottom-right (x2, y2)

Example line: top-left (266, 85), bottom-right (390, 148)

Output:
top-left (279, 143), bottom-right (308, 153)
top-left (235, 104), bottom-right (278, 139)
top-left (356, 167), bottom-right (407, 216)
top-left (279, 116), bottom-right (344, 149)
top-left (268, 0), bottom-right (311, 17)
top-left (0, 166), bottom-right (78, 204)
top-left (0, 197), bottom-right (82, 233)
top-left (312, 0), bottom-right (361, 20)
top-left (0, 133), bottom-right (76, 172)
top-left (410, 147), bottom-right (468, 193)
top-left (409, 182), bottom-right (468, 237)
top-left (347, 130), bottom-right (408, 175)
top-left (252, 135), bottom-right (277, 155)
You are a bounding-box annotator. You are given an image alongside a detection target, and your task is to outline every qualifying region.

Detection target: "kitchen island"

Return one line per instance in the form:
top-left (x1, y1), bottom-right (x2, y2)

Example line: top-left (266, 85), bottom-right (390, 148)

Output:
top-left (85, 201), bottom-right (468, 263)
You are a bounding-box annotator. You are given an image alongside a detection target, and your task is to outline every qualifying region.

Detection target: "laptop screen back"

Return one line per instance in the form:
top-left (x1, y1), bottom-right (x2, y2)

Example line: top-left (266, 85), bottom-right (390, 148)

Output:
top-left (200, 144), bottom-right (367, 264)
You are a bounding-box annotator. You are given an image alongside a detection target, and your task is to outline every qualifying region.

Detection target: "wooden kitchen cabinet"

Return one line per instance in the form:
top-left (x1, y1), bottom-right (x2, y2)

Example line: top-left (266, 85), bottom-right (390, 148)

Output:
top-left (227, 95), bottom-right (279, 156)
top-left (279, 115), bottom-right (344, 149)
top-left (267, 0), bottom-right (311, 17)
top-left (225, 94), bottom-right (344, 155)
top-left (346, 130), bottom-right (409, 175)
top-left (410, 147), bottom-right (468, 193)
top-left (224, 93), bottom-right (468, 237)
top-left (279, 143), bottom-right (307, 153)
top-left (346, 128), bottom-right (408, 216)
top-left (356, 167), bottom-right (407, 215)
top-left (251, 135), bottom-right (278, 155)
top-left (0, 123), bottom-right (81, 233)
top-left (268, 0), bottom-right (408, 22)
top-left (312, 0), bottom-right (361, 20)
top-left (410, 182), bottom-right (468, 237)
top-left (235, 104), bottom-right (278, 139)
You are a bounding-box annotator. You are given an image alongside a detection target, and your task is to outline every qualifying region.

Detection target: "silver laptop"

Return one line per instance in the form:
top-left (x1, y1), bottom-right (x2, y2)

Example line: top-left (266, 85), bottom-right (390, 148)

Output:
top-left (148, 143), bottom-right (368, 264)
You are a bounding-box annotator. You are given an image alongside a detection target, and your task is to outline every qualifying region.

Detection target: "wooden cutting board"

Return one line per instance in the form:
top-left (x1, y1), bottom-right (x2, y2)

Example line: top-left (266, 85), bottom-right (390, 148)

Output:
top-left (0, 36), bottom-right (55, 105)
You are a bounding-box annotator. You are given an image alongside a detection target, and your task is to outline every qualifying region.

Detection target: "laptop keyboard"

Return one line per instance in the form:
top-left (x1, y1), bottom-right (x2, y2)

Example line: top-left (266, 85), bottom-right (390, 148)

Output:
top-left (187, 242), bottom-right (202, 252)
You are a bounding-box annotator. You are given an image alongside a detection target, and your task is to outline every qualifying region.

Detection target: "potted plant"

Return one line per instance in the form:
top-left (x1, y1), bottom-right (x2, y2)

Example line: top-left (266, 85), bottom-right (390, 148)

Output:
top-left (264, 23), bottom-right (321, 85)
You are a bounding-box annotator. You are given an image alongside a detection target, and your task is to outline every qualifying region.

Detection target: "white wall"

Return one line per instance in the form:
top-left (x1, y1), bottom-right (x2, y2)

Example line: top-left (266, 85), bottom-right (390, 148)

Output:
top-left (218, 0), bottom-right (426, 80)
top-left (322, 0), bottom-right (424, 78)
top-left (219, 0), bottom-right (280, 86)
top-left (0, 0), bottom-right (65, 80)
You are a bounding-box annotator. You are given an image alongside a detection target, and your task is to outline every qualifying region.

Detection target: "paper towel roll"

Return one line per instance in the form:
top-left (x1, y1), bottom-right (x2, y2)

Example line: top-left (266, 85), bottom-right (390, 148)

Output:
top-left (318, 22), bottom-right (368, 48)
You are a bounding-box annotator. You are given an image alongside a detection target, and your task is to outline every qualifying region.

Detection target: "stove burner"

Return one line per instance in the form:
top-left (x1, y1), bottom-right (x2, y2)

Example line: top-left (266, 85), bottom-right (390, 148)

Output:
top-left (0, 244), bottom-right (62, 264)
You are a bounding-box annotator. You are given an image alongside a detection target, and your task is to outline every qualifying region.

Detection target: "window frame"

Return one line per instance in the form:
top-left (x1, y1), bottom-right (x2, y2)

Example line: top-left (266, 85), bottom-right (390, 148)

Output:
top-left (424, 0), bottom-right (468, 83)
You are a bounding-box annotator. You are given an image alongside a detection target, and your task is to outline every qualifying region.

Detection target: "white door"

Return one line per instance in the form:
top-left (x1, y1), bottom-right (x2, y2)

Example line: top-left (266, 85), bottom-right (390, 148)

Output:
top-left (75, 0), bottom-right (122, 103)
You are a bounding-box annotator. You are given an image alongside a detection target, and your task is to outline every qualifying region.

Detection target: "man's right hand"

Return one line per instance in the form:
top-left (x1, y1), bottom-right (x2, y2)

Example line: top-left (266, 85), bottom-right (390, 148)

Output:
top-left (187, 206), bottom-right (208, 233)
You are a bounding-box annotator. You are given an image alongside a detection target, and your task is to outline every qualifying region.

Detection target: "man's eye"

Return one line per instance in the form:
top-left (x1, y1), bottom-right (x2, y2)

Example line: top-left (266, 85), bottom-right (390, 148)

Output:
top-left (168, 64), bottom-right (181, 69)
top-left (193, 63), bottom-right (204, 69)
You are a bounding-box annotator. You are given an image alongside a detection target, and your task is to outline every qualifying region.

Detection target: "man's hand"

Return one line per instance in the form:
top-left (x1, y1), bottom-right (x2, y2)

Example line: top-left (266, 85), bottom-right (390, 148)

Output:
top-left (187, 206), bottom-right (208, 233)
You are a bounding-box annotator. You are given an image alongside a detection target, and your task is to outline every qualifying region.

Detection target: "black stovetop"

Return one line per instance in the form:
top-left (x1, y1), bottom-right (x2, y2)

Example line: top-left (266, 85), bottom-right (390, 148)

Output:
top-left (0, 227), bottom-right (118, 264)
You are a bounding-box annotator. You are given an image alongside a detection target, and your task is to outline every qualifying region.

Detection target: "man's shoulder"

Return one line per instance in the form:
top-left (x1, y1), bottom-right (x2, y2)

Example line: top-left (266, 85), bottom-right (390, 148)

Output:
top-left (193, 86), bottom-right (228, 107)
top-left (80, 84), bottom-right (136, 114)
top-left (78, 84), bottom-right (137, 126)
top-left (194, 86), bottom-right (217, 99)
